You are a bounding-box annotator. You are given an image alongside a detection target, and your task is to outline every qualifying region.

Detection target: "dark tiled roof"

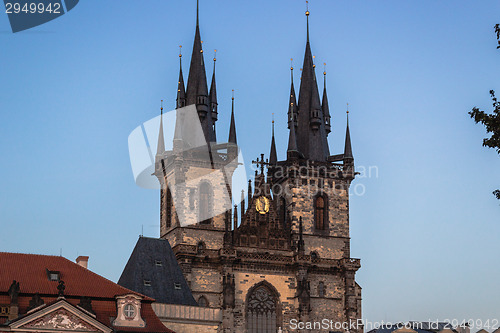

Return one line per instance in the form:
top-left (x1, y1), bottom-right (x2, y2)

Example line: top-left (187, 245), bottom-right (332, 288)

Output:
top-left (118, 237), bottom-right (197, 306)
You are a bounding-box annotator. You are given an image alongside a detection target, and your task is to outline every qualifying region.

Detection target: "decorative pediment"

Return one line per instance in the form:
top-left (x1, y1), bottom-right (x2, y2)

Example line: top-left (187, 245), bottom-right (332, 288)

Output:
top-left (23, 308), bottom-right (99, 331)
top-left (10, 299), bottom-right (111, 333)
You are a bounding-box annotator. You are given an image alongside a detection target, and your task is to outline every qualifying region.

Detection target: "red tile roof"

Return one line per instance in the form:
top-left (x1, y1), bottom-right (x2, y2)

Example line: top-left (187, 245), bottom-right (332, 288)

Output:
top-left (0, 252), bottom-right (174, 333)
top-left (0, 252), bottom-right (150, 300)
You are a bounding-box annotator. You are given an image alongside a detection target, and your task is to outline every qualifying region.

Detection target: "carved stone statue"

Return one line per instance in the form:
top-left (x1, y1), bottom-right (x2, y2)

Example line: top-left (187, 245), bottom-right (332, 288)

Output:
top-left (8, 280), bottom-right (20, 304)
top-left (27, 293), bottom-right (44, 311)
top-left (57, 280), bottom-right (65, 297)
top-left (222, 273), bottom-right (235, 309)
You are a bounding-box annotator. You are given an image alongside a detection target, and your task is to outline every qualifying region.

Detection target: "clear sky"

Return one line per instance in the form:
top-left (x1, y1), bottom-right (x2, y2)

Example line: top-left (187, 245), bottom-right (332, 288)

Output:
top-left (1, 0), bottom-right (499, 326)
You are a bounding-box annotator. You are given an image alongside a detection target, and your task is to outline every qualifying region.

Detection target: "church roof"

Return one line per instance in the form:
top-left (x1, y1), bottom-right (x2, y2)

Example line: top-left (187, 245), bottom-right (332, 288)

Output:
top-left (118, 237), bottom-right (197, 306)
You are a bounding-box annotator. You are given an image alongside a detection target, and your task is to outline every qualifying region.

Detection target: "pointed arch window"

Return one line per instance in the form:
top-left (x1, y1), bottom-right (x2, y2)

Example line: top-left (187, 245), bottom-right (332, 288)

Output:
top-left (198, 296), bottom-right (209, 307)
top-left (199, 182), bottom-right (212, 224)
top-left (165, 188), bottom-right (172, 228)
top-left (246, 284), bottom-right (279, 333)
top-left (314, 194), bottom-right (327, 230)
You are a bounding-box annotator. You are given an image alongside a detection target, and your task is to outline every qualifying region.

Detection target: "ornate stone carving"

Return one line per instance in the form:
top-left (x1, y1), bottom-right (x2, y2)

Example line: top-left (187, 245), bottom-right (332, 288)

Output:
top-left (27, 293), bottom-right (44, 312)
top-left (23, 308), bottom-right (99, 331)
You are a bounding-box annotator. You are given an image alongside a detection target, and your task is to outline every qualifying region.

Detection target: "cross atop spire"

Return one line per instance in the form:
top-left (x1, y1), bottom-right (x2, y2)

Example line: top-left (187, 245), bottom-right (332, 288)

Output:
top-left (269, 115), bottom-right (277, 165)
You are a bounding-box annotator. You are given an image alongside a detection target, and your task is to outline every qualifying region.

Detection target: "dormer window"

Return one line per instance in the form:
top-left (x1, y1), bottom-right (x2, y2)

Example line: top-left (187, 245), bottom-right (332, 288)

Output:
top-left (174, 283), bottom-right (181, 290)
top-left (155, 260), bottom-right (162, 267)
top-left (113, 294), bottom-right (145, 328)
top-left (46, 269), bottom-right (60, 281)
top-left (143, 280), bottom-right (151, 287)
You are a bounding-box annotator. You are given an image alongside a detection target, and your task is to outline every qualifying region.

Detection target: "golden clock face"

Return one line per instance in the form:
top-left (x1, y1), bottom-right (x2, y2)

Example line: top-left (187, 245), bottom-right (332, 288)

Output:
top-left (255, 196), bottom-right (270, 215)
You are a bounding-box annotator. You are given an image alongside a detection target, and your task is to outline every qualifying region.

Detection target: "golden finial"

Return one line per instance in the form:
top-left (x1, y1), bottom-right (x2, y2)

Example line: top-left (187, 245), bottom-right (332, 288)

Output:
top-left (161, 100), bottom-right (164, 115)
top-left (213, 49), bottom-right (217, 62)
top-left (200, 41), bottom-right (203, 53)
top-left (232, 89), bottom-right (235, 100)
top-left (346, 102), bottom-right (349, 114)
top-left (305, 0), bottom-right (310, 16)
top-left (291, 58), bottom-right (294, 70)
top-left (179, 45), bottom-right (182, 57)
top-left (272, 113), bottom-right (275, 124)
top-left (323, 62), bottom-right (326, 75)
top-left (313, 55), bottom-right (316, 68)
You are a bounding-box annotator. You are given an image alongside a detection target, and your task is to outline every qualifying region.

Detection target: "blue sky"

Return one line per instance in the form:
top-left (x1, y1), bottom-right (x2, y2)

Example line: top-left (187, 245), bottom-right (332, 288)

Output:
top-left (1, 0), bottom-right (499, 326)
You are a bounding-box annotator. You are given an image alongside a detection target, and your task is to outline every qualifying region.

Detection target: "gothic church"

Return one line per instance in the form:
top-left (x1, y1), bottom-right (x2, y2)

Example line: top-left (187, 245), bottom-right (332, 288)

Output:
top-left (119, 2), bottom-right (362, 333)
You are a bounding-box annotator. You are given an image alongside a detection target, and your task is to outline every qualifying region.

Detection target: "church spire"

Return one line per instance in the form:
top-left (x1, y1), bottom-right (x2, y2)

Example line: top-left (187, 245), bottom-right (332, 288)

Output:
top-left (322, 64), bottom-right (331, 135)
top-left (228, 90), bottom-right (237, 144)
top-left (185, 0), bottom-right (215, 143)
top-left (269, 117), bottom-right (277, 165)
top-left (295, 4), bottom-right (330, 161)
top-left (157, 100), bottom-right (165, 156)
top-left (209, 50), bottom-right (218, 124)
top-left (176, 46), bottom-right (186, 109)
top-left (344, 105), bottom-right (353, 160)
top-left (287, 59), bottom-right (298, 129)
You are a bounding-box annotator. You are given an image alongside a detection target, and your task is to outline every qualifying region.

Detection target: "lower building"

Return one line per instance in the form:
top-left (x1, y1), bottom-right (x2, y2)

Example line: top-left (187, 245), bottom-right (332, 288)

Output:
top-left (0, 252), bottom-right (173, 333)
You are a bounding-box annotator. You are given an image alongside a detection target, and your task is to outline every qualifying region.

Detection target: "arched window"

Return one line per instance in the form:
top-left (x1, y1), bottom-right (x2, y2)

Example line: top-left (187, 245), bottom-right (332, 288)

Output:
top-left (246, 284), bottom-right (278, 333)
top-left (310, 251), bottom-right (319, 261)
top-left (198, 296), bottom-right (208, 307)
top-left (197, 241), bottom-right (206, 254)
top-left (314, 195), bottom-right (327, 230)
top-left (199, 182), bottom-right (212, 224)
top-left (165, 188), bottom-right (172, 228)
top-left (318, 282), bottom-right (325, 298)
top-left (280, 197), bottom-right (287, 228)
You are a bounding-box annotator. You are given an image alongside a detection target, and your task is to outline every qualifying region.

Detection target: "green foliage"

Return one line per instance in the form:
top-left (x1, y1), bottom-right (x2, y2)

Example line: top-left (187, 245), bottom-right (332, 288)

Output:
top-left (469, 25), bottom-right (500, 200)
top-left (469, 90), bottom-right (500, 154)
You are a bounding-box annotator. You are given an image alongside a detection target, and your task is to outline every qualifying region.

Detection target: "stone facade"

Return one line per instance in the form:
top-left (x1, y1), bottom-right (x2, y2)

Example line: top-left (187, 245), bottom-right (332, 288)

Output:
top-left (152, 3), bottom-right (362, 332)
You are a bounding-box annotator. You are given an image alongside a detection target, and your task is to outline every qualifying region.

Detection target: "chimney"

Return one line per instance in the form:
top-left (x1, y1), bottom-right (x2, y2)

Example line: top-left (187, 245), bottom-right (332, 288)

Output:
top-left (76, 256), bottom-right (89, 269)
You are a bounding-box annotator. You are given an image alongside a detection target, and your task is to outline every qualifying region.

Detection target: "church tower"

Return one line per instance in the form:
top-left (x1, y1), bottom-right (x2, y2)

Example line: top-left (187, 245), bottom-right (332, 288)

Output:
top-left (153, 2), bottom-right (362, 332)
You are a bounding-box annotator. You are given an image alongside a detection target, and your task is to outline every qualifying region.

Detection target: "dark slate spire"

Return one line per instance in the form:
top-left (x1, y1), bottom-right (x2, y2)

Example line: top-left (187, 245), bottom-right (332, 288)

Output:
top-left (322, 67), bottom-right (331, 135)
top-left (287, 61), bottom-right (298, 129)
top-left (228, 91), bottom-right (237, 144)
top-left (185, 0), bottom-right (215, 143)
top-left (269, 118), bottom-right (277, 165)
top-left (209, 51), bottom-right (218, 124)
top-left (157, 101), bottom-right (165, 156)
top-left (344, 108), bottom-right (353, 160)
top-left (295, 7), bottom-right (330, 161)
top-left (176, 48), bottom-right (186, 109)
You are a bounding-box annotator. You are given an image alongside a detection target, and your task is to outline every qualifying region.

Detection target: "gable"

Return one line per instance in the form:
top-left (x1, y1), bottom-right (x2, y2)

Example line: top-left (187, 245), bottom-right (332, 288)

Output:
top-left (10, 299), bottom-right (111, 333)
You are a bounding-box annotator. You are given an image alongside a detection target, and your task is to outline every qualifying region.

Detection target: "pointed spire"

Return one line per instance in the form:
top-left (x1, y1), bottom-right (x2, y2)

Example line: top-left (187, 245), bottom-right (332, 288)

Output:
top-left (228, 90), bottom-right (237, 144)
top-left (295, 3), bottom-right (329, 161)
top-left (322, 63), bottom-right (331, 134)
top-left (176, 46), bottom-right (186, 109)
top-left (344, 105), bottom-right (353, 160)
top-left (209, 50), bottom-right (218, 122)
top-left (157, 100), bottom-right (165, 156)
top-left (186, 0), bottom-right (214, 143)
top-left (288, 59), bottom-right (298, 129)
top-left (269, 116), bottom-right (277, 165)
